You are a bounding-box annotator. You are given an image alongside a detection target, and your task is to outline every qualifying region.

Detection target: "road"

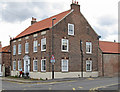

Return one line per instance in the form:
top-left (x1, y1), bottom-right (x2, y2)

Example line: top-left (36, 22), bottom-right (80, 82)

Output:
top-left (1, 77), bottom-right (119, 91)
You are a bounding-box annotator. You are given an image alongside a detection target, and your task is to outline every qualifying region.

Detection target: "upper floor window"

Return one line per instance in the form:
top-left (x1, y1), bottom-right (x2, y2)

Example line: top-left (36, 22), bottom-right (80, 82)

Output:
top-left (33, 60), bottom-right (38, 71)
top-left (13, 45), bottom-right (16, 55)
top-left (18, 44), bottom-right (21, 54)
top-left (61, 39), bottom-right (69, 52)
top-left (33, 40), bottom-right (38, 52)
top-left (86, 42), bottom-right (92, 53)
top-left (18, 61), bottom-right (22, 71)
top-left (13, 61), bottom-right (16, 70)
top-left (25, 42), bottom-right (29, 54)
top-left (68, 23), bottom-right (74, 35)
top-left (41, 38), bottom-right (46, 51)
top-left (41, 59), bottom-right (46, 72)
top-left (86, 60), bottom-right (92, 71)
top-left (61, 59), bottom-right (68, 72)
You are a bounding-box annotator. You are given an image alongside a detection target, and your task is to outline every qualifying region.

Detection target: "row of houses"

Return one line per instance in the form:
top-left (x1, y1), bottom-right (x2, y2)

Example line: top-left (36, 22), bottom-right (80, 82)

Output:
top-left (0, 2), bottom-right (119, 79)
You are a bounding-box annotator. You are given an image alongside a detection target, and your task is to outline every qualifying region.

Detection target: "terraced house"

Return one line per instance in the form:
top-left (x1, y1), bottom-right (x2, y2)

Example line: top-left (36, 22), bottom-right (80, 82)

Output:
top-left (10, 2), bottom-right (100, 79)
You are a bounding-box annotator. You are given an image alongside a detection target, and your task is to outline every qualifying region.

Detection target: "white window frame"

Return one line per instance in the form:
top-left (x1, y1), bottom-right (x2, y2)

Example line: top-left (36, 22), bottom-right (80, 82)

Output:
top-left (33, 60), bottom-right (38, 71)
top-left (68, 23), bottom-right (74, 35)
top-left (33, 40), bottom-right (38, 52)
top-left (13, 45), bottom-right (16, 55)
top-left (61, 59), bottom-right (68, 72)
top-left (41, 59), bottom-right (46, 72)
top-left (18, 61), bottom-right (22, 71)
top-left (61, 39), bottom-right (69, 52)
top-left (18, 44), bottom-right (21, 54)
top-left (13, 61), bottom-right (16, 70)
top-left (86, 42), bottom-right (92, 54)
top-left (41, 38), bottom-right (46, 51)
top-left (86, 60), bottom-right (92, 71)
top-left (25, 42), bottom-right (29, 54)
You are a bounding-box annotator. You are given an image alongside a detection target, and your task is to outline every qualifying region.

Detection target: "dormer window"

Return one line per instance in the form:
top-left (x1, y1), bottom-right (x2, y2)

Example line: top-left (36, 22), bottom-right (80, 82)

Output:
top-left (68, 23), bottom-right (74, 35)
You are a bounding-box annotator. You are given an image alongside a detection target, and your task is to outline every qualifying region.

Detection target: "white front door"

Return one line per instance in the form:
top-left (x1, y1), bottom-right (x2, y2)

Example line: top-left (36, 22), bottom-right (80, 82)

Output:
top-left (24, 60), bottom-right (30, 73)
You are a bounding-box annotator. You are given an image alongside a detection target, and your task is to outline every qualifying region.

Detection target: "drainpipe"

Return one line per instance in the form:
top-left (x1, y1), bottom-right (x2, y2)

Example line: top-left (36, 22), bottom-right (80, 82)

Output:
top-left (80, 40), bottom-right (83, 77)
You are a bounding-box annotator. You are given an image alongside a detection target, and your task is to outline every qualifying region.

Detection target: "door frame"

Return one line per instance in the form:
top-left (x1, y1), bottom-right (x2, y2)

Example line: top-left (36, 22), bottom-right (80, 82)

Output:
top-left (23, 55), bottom-right (30, 74)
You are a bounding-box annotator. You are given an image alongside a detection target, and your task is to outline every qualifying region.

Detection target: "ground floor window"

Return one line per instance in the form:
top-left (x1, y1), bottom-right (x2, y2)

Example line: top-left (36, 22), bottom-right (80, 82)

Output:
top-left (13, 61), bottom-right (16, 70)
top-left (41, 59), bottom-right (46, 72)
top-left (33, 60), bottom-right (38, 71)
top-left (61, 59), bottom-right (68, 72)
top-left (18, 61), bottom-right (22, 71)
top-left (86, 60), bottom-right (92, 71)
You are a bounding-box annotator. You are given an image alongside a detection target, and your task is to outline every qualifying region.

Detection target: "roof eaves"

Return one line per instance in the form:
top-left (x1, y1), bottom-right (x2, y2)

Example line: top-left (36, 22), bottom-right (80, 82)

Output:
top-left (50, 9), bottom-right (74, 29)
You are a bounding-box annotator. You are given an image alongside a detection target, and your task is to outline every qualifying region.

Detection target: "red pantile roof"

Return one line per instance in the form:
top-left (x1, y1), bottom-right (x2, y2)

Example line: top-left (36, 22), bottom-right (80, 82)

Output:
top-left (99, 41), bottom-right (120, 54)
top-left (2, 45), bottom-right (10, 52)
top-left (15, 9), bottom-right (72, 39)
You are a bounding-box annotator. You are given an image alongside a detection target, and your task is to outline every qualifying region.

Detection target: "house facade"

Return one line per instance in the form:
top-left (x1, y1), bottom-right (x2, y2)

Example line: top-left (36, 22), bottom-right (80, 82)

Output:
top-left (0, 42), bottom-right (11, 76)
top-left (98, 41), bottom-right (120, 77)
top-left (10, 2), bottom-right (99, 79)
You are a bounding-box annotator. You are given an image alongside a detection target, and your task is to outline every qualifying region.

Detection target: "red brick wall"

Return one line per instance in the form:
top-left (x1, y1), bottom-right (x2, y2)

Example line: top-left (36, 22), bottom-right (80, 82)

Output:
top-left (103, 54), bottom-right (119, 77)
top-left (11, 4), bottom-right (99, 73)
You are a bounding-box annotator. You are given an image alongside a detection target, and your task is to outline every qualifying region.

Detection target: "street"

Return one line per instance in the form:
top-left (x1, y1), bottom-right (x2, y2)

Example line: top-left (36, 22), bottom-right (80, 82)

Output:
top-left (1, 77), bottom-right (119, 91)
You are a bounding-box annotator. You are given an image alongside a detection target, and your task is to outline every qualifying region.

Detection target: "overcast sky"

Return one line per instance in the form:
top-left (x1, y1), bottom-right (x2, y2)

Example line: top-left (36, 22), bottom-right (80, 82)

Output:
top-left (0, 0), bottom-right (119, 47)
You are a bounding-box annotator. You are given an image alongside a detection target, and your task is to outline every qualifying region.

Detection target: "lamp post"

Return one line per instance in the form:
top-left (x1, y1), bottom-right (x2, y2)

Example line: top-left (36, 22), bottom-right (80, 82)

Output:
top-left (80, 40), bottom-right (83, 77)
top-left (51, 18), bottom-right (56, 79)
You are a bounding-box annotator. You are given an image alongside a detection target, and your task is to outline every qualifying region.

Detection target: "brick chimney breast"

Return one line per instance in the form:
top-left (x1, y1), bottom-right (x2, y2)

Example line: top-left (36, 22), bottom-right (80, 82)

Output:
top-left (71, 2), bottom-right (80, 13)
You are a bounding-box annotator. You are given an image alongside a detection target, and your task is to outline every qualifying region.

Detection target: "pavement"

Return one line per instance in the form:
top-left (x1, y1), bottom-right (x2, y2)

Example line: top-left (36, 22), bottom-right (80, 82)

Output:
top-left (1, 77), bottom-right (87, 84)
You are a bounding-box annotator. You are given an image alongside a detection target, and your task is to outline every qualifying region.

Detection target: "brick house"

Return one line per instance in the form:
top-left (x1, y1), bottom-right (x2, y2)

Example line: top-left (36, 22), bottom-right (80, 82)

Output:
top-left (10, 2), bottom-right (100, 79)
top-left (98, 41), bottom-right (120, 77)
top-left (0, 42), bottom-right (11, 76)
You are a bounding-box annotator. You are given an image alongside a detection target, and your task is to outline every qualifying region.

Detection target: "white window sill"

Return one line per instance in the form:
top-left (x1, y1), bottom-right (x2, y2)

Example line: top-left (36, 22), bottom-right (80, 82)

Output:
top-left (33, 70), bottom-right (38, 72)
top-left (86, 70), bottom-right (92, 72)
top-left (86, 52), bottom-right (92, 54)
top-left (25, 52), bottom-right (29, 54)
top-left (41, 70), bottom-right (46, 73)
top-left (61, 71), bottom-right (68, 73)
top-left (61, 50), bottom-right (69, 52)
top-left (41, 50), bottom-right (46, 52)
top-left (33, 51), bottom-right (37, 53)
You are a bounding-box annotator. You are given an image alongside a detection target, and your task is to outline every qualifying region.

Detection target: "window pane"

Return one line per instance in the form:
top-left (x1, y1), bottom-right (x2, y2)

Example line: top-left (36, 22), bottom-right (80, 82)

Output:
top-left (62, 60), bottom-right (68, 71)
top-left (41, 38), bottom-right (46, 51)
top-left (41, 59), bottom-right (46, 71)
top-left (62, 39), bottom-right (68, 51)
top-left (68, 24), bottom-right (74, 35)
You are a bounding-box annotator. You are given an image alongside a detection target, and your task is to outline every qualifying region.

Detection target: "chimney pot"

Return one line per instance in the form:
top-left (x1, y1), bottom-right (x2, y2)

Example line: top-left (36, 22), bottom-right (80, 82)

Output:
top-left (31, 17), bottom-right (37, 25)
top-left (77, 1), bottom-right (78, 4)
top-left (71, 1), bottom-right (80, 13)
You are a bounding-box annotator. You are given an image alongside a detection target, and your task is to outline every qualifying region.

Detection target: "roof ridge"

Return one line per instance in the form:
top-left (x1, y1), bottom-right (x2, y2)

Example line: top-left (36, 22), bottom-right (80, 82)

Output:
top-left (14, 9), bottom-right (72, 39)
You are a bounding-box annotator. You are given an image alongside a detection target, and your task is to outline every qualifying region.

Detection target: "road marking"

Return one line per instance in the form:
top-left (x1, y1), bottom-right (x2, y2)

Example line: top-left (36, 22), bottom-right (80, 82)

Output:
top-left (87, 78), bottom-right (94, 80)
top-left (73, 88), bottom-right (76, 90)
top-left (89, 83), bottom-right (120, 92)
top-left (78, 86), bottom-right (83, 89)
top-left (49, 88), bottom-right (52, 90)
top-left (23, 88), bottom-right (27, 90)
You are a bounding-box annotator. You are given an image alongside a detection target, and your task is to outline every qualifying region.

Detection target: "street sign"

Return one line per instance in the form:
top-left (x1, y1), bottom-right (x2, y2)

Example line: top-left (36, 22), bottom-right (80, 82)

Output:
top-left (51, 55), bottom-right (55, 63)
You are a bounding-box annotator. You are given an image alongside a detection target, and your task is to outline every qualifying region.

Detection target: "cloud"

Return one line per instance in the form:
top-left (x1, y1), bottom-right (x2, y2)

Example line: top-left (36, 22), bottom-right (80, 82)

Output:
top-left (97, 15), bottom-right (117, 26)
top-left (0, 2), bottom-right (50, 22)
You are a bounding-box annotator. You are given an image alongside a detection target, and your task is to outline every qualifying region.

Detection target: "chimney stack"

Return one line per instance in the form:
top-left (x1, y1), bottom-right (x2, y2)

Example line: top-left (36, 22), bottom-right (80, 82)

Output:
top-left (31, 17), bottom-right (37, 25)
top-left (71, 0), bottom-right (80, 13)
